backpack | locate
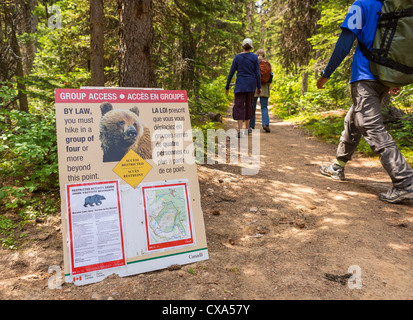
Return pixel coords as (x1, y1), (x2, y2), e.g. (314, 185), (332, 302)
(359, 0), (413, 87)
(259, 60), (272, 84)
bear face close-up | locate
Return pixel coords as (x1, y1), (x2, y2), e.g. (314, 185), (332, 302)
(99, 102), (153, 162)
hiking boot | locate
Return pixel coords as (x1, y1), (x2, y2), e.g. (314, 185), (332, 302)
(263, 125), (271, 133)
(378, 184), (413, 204)
(320, 163), (345, 181)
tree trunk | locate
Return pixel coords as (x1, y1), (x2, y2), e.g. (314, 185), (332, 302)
(259, 1), (267, 49)
(180, 17), (195, 91)
(90, 0), (105, 86)
(246, 1), (254, 35)
(16, 0), (38, 76)
(301, 55), (310, 98)
(12, 43), (28, 112)
(301, 70), (308, 97)
(9, 12), (28, 112)
(314, 50), (320, 79)
(118, 0), (155, 88)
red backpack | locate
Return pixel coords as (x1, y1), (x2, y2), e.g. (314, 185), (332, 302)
(259, 60), (272, 84)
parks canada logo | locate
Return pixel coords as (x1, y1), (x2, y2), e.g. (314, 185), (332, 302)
(189, 252), (203, 259)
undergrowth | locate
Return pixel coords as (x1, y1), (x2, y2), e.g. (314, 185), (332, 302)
(286, 112), (413, 166)
(0, 109), (60, 249)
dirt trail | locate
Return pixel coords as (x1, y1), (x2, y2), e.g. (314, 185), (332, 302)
(0, 105), (412, 300)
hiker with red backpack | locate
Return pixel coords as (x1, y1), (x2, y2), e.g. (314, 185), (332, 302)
(317, 0), (413, 203)
(249, 49), (273, 133)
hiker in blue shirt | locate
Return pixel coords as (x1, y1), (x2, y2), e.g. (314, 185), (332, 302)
(225, 38), (262, 138)
(317, 0), (413, 203)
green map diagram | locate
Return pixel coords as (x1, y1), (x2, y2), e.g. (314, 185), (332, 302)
(144, 185), (192, 248)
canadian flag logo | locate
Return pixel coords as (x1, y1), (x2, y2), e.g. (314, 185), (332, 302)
(73, 276), (82, 282)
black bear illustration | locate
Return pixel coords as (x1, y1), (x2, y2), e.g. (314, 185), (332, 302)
(84, 194), (106, 207)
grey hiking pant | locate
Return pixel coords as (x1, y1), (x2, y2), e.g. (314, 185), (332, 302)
(336, 80), (413, 189)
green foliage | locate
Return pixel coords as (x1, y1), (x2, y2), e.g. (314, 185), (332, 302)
(192, 74), (231, 115)
(274, 0), (320, 71)
(0, 215), (17, 249)
(294, 112), (412, 166)
(310, 0), (353, 60)
(270, 62), (352, 118)
(302, 114), (376, 157)
(391, 85), (413, 111)
(0, 109), (60, 247)
(270, 0), (354, 118)
(270, 67), (301, 118)
(390, 118), (413, 148)
(153, 0), (247, 112)
(0, 81), (18, 107)
(190, 74), (229, 153)
(304, 115), (344, 143)
(26, 0), (91, 112)
(386, 112), (413, 164)
(0, 109), (58, 190)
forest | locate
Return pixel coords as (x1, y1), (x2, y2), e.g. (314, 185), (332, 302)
(0, 0), (412, 248)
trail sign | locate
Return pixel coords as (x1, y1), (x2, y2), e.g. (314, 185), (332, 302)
(55, 88), (208, 286)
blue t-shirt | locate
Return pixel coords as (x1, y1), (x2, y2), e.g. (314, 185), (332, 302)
(341, 0), (383, 83)
(225, 52), (261, 93)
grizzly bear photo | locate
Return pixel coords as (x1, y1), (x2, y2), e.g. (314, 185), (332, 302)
(99, 102), (153, 162)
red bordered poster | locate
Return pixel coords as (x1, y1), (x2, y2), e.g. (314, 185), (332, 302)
(142, 182), (194, 251)
(66, 180), (126, 275)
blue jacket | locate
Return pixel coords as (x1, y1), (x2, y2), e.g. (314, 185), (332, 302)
(323, 0), (384, 83)
(225, 52), (261, 93)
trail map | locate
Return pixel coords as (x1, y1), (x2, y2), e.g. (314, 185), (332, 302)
(142, 183), (194, 251)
